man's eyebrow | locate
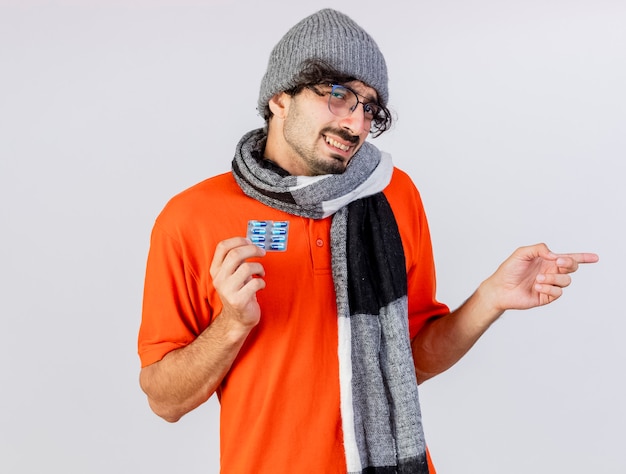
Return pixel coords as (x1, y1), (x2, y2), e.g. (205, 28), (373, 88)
(351, 86), (378, 104)
(360, 93), (378, 103)
(330, 80), (379, 104)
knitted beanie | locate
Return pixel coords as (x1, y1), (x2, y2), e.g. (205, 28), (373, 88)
(257, 8), (388, 115)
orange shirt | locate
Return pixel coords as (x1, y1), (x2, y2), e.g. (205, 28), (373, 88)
(139, 167), (448, 473)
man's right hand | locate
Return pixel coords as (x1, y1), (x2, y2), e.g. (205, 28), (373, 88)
(140, 237), (267, 423)
(210, 237), (267, 330)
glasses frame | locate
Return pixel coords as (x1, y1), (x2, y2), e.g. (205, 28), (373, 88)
(305, 83), (391, 137)
(327, 84), (382, 120)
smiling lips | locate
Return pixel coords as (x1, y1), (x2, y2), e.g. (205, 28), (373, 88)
(324, 135), (352, 152)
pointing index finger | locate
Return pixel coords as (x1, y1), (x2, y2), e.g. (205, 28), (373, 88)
(553, 252), (599, 270)
(567, 252), (600, 264)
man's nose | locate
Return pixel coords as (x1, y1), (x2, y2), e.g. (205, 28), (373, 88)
(339, 104), (369, 135)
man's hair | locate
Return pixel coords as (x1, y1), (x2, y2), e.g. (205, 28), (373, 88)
(262, 59), (393, 138)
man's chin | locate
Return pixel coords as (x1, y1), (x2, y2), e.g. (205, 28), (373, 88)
(314, 155), (349, 175)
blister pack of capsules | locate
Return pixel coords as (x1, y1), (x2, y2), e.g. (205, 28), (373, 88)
(247, 220), (290, 251)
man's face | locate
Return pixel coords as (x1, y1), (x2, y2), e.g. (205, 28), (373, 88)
(279, 81), (377, 176)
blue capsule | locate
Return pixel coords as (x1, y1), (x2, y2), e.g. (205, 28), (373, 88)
(247, 220), (289, 252)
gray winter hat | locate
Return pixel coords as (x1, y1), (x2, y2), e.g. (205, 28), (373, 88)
(257, 9), (388, 115)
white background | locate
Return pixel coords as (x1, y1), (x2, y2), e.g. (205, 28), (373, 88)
(1, 0), (624, 472)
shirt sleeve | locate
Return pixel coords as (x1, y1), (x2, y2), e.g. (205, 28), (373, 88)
(137, 220), (216, 368)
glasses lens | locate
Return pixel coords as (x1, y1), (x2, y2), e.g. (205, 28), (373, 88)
(362, 103), (382, 121)
(328, 85), (356, 117)
(327, 84), (384, 125)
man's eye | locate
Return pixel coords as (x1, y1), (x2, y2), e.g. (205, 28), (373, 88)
(331, 91), (348, 100)
(363, 103), (379, 118)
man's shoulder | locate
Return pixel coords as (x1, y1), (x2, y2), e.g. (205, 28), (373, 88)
(175, 171), (238, 200)
(168, 171), (239, 204)
(385, 166), (420, 197)
(155, 172), (244, 225)
(383, 166), (426, 216)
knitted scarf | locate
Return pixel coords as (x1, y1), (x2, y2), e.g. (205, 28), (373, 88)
(232, 128), (429, 473)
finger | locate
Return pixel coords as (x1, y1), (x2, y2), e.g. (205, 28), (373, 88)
(536, 273), (572, 289)
(533, 282), (564, 301)
(211, 238), (265, 277)
(220, 262), (266, 310)
(231, 275), (266, 306)
(222, 245), (266, 276)
(515, 243), (553, 261)
(555, 256), (580, 273)
(550, 253), (598, 274)
(242, 274), (266, 293)
(236, 262), (266, 284)
(564, 252), (600, 264)
(212, 237), (252, 268)
(551, 252), (599, 265)
(217, 259), (266, 302)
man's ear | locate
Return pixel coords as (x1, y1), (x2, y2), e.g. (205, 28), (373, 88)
(268, 92), (289, 119)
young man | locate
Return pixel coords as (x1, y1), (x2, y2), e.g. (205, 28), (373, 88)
(138, 9), (598, 473)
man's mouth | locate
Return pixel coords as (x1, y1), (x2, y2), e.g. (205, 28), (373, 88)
(325, 136), (351, 152)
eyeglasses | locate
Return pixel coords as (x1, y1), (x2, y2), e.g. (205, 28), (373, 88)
(304, 83), (391, 136)
(326, 84), (385, 123)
